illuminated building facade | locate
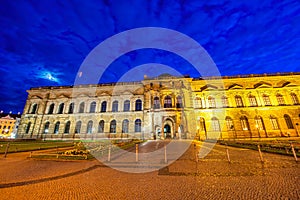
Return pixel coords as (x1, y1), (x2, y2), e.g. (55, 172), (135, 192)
(18, 73), (300, 140)
(0, 112), (21, 138)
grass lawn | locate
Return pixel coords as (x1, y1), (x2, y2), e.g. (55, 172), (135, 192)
(0, 140), (74, 154)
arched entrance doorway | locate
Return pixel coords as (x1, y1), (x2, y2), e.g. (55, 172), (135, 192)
(164, 124), (171, 139)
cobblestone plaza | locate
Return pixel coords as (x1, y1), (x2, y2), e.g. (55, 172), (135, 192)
(0, 141), (299, 199)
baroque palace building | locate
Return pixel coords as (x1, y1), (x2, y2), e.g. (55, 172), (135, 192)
(17, 72), (300, 140)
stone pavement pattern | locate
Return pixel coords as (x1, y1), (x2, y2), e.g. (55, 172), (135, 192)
(0, 141), (299, 199)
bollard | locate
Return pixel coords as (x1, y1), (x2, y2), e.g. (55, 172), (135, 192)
(257, 145), (264, 162)
(226, 147), (231, 163)
(29, 151), (32, 158)
(291, 144), (298, 162)
(108, 145), (111, 162)
(136, 144), (139, 162)
(4, 143), (10, 158)
(164, 144), (167, 164)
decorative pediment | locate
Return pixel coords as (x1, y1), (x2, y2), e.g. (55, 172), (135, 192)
(254, 81), (272, 89)
(200, 84), (218, 91)
(57, 94), (70, 99)
(227, 83), (243, 90)
(30, 95), (43, 99)
(96, 91), (112, 96)
(278, 81), (297, 87)
(122, 90), (133, 95)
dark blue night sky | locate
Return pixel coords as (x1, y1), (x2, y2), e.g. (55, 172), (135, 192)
(0, 0), (300, 113)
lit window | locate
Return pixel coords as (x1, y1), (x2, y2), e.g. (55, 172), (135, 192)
(154, 97), (160, 109)
(255, 116), (264, 130)
(221, 96), (229, 107)
(194, 97), (202, 108)
(276, 94), (285, 105)
(225, 116), (234, 130)
(240, 116), (249, 130)
(235, 96), (244, 107)
(208, 96), (216, 108)
(176, 96), (183, 108)
(211, 117), (220, 131)
(262, 95), (271, 106)
(164, 96), (172, 108)
(249, 95), (258, 106)
(290, 93), (299, 105)
(270, 116), (279, 130)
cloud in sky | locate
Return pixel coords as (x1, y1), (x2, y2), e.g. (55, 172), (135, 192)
(0, 0), (300, 113)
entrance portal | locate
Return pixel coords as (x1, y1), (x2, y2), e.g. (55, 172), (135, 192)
(164, 124), (171, 139)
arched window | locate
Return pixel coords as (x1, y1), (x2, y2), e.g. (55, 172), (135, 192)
(255, 116), (265, 130)
(48, 103), (55, 114)
(25, 122), (31, 134)
(240, 116), (250, 130)
(154, 97), (160, 109)
(208, 96), (216, 108)
(89, 102), (96, 113)
(68, 103), (74, 114)
(221, 96), (229, 107)
(98, 120), (104, 133)
(270, 116), (279, 130)
(58, 103), (64, 114)
(194, 97), (202, 108)
(211, 117), (220, 131)
(101, 101), (107, 112)
(30, 104), (38, 114)
(64, 121), (71, 134)
(249, 95), (258, 106)
(110, 120), (116, 133)
(235, 95), (244, 107)
(164, 96), (172, 108)
(135, 119), (142, 132)
(262, 94), (271, 106)
(87, 120), (93, 134)
(123, 100), (130, 112)
(290, 93), (299, 105)
(176, 96), (183, 108)
(54, 121), (60, 134)
(79, 102), (85, 113)
(276, 94), (285, 105)
(225, 116), (234, 130)
(75, 121), (81, 134)
(122, 119), (129, 133)
(44, 122), (50, 134)
(112, 101), (118, 112)
(135, 99), (142, 111)
(284, 114), (294, 129)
